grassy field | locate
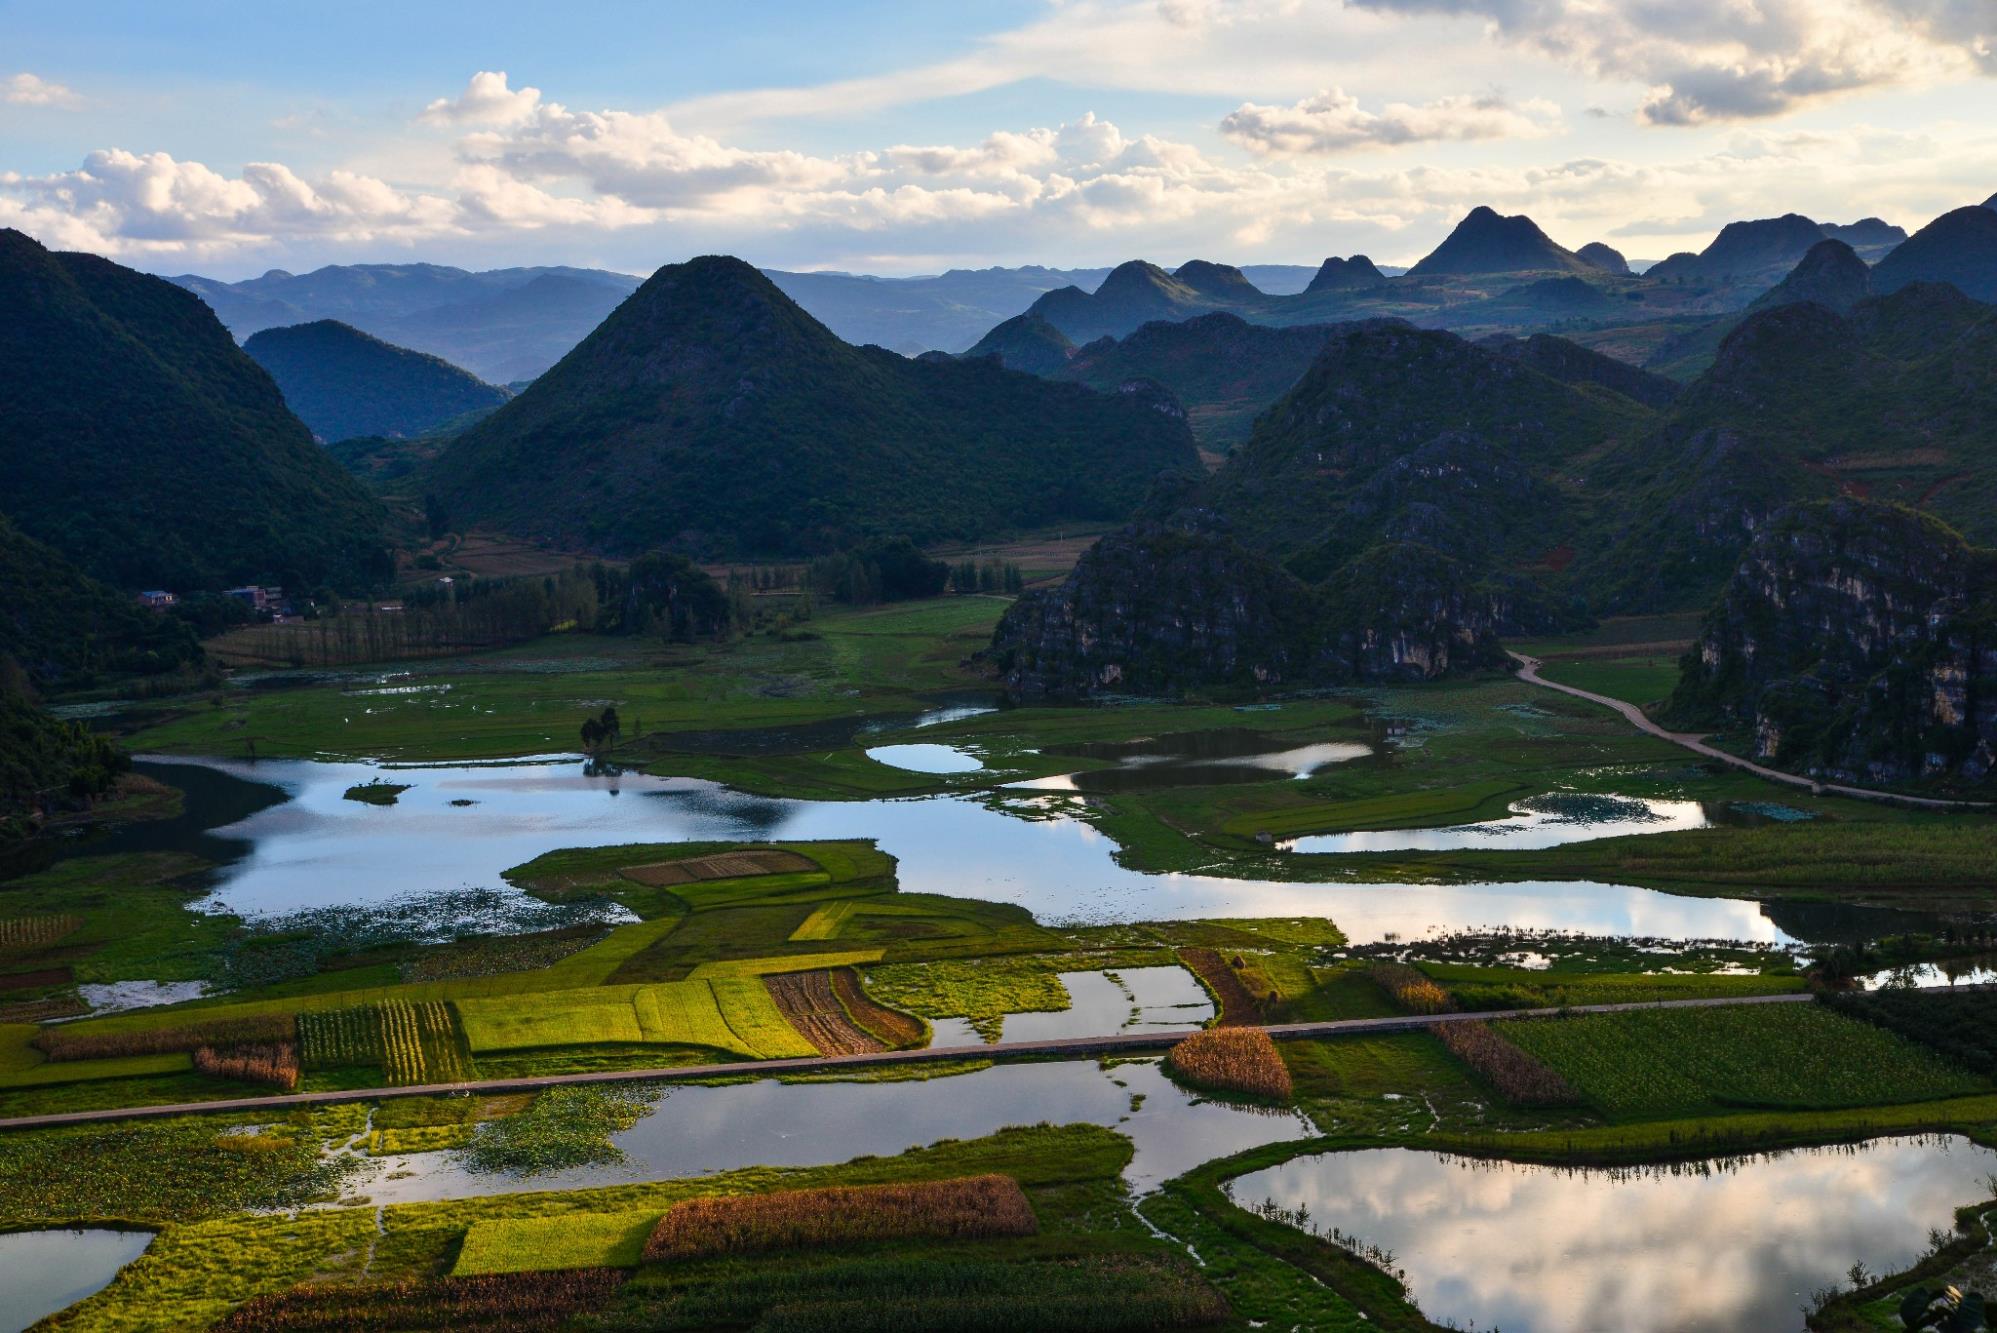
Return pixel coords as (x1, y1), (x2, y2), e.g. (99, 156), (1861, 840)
(1500, 1003), (1986, 1120)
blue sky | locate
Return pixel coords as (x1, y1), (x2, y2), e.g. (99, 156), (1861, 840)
(2, 0), (1993, 278)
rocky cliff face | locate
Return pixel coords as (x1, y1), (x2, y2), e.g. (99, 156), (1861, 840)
(1671, 498), (1997, 788)
(987, 517), (1505, 699)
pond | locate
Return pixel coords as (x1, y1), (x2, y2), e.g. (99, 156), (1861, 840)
(1863, 959), (1997, 990)
(1283, 792), (1709, 853)
(863, 743), (983, 774)
(1228, 1135), (1997, 1333)
(924, 966), (1214, 1045)
(1009, 727), (1374, 792)
(0, 1228), (153, 1332)
(87, 757), (1926, 950)
(357, 1056), (1308, 1205)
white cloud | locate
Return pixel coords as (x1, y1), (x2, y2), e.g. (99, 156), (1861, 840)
(1346, 0), (1987, 124)
(422, 70), (542, 126)
(4, 72), (81, 108)
(1221, 87), (1561, 154)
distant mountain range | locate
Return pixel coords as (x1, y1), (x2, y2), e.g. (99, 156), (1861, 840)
(423, 256), (1200, 557)
(244, 320), (509, 442)
(0, 229), (389, 592)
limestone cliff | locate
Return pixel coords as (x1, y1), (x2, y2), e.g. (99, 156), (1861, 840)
(1671, 498), (1997, 788)
(987, 517), (1505, 699)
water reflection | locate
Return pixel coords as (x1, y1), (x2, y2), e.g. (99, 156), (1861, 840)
(864, 744), (983, 774)
(359, 1057), (1308, 1204)
(1011, 728), (1373, 793)
(1862, 960), (1997, 990)
(1285, 793), (1709, 854)
(1229, 1137), (1997, 1333)
(0, 1228), (152, 1332)
(98, 757), (1833, 947)
(925, 967), (1214, 1046)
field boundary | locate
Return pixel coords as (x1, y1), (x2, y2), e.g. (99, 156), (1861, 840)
(0, 991), (1828, 1131)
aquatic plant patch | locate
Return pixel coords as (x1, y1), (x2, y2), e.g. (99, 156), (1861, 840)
(1166, 1027), (1294, 1102)
(460, 1084), (656, 1176)
(643, 1174), (1036, 1261)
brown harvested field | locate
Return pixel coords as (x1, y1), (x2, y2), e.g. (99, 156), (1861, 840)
(0, 967), (75, 993)
(927, 530), (1110, 585)
(1368, 961), (1455, 1015)
(832, 967), (926, 1047)
(619, 849), (816, 887)
(194, 1041), (301, 1090)
(644, 1174), (1036, 1261)
(0, 996), (87, 1023)
(211, 1269), (626, 1332)
(765, 969), (884, 1055)
(1166, 1027), (1293, 1102)
(37, 1013), (297, 1062)
(1178, 948), (1263, 1026)
(0, 913), (83, 953)
(1434, 1020), (1581, 1107)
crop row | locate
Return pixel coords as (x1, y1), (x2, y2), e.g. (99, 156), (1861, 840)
(1165, 1027), (1294, 1102)
(1178, 947), (1266, 1025)
(297, 1000), (474, 1083)
(1499, 1003), (1985, 1119)
(37, 1013), (295, 1063)
(211, 1268), (627, 1330)
(644, 1174), (1037, 1261)
(1432, 1020), (1580, 1107)
(0, 913), (81, 952)
(1827, 990), (1997, 1077)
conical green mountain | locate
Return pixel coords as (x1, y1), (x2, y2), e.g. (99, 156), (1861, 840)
(960, 312), (1075, 375)
(426, 255), (1199, 556)
(245, 320), (509, 442)
(1872, 205), (1997, 301)
(0, 229), (389, 590)
(1407, 207), (1589, 277)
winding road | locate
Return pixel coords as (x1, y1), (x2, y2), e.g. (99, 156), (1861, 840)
(0, 991), (1818, 1131)
(1509, 651), (1991, 812)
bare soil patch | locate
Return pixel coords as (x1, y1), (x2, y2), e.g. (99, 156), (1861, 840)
(619, 849), (816, 887)
(765, 969), (885, 1056)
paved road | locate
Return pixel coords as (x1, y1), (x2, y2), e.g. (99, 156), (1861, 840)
(0, 991), (1816, 1132)
(1510, 652), (1991, 812)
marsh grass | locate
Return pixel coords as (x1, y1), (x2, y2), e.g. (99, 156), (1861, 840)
(1167, 1028), (1294, 1102)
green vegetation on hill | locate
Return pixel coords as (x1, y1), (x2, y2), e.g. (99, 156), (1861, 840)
(0, 681), (129, 842)
(0, 512), (201, 690)
(427, 255), (1198, 558)
(0, 229), (391, 592)
(244, 319), (509, 442)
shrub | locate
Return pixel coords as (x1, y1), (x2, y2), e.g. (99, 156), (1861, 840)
(1165, 1027), (1293, 1101)
(644, 1175), (1036, 1262)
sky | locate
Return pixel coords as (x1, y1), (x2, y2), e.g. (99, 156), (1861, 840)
(1, 0), (1994, 279)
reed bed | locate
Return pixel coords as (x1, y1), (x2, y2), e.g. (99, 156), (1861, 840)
(210, 1268), (625, 1331)
(1164, 1027), (1293, 1101)
(1432, 1020), (1580, 1106)
(193, 1041), (301, 1090)
(35, 1013), (295, 1062)
(644, 1174), (1036, 1262)
(1367, 961), (1455, 1015)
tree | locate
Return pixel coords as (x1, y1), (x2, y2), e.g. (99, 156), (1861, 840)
(580, 717), (604, 751)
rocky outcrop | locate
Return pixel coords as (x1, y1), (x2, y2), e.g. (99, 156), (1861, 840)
(986, 516), (1505, 699)
(1671, 499), (1997, 788)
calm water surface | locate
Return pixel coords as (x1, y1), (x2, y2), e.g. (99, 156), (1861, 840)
(863, 743), (983, 774)
(1285, 792), (1710, 853)
(924, 966), (1214, 1045)
(91, 757), (1920, 948)
(0, 1229), (152, 1332)
(1230, 1136), (1997, 1333)
(359, 1057), (1307, 1204)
